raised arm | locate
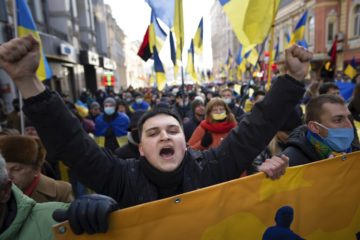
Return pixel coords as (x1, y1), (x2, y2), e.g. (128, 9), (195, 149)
(0, 36), (128, 202)
(204, 45), (312, 180)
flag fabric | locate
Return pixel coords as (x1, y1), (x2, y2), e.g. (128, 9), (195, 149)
(54, 152), (360, 240)
(218, 0), (281, 49)
(336, 81), (355, 102)
(16, 0), (52, 81)
(186, 39), (198, 83)
(153, 47), (166, 91)
(149, 11), (167, 54)
(169, 30), (179, 79)
(225, 48), (234, 70)
(137, 26), (152, 61)
(244, 48), (259, 66)
(297, 39), (308, 49)
(344, 57), (357, 80)
(289, 11), (308, 45)
(193, 17), (204, 54)
(145, 0), (174, 28)
(235, 45), (243, 65)
(174, 0), (184, 61)
(285, 32), (291, 43)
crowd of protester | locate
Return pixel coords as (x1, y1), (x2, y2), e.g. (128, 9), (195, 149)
(0, 35), (360, 239)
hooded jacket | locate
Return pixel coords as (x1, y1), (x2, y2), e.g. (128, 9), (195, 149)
(24, 75), (304, 209)
(0, 185), (68, 240)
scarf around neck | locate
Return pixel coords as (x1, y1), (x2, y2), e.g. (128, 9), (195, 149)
(200, 120), (236, 134)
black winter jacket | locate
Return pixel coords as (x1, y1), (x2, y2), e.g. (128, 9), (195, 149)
(282, 125), (322, 166)
(24, 75), (304, 209)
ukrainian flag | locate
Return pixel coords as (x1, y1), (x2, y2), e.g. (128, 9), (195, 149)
(219, 0), (281, 49)
(174, 0), (184, 61)
(16, 0), (52, 81)
(344, 57), (357, 80)
(186, 39), (199, 83)
(149, 11), (167, 54)
(153, 47), (166, 91)
(169, 31), (179, 79)
(289, 10), (308, 46)
(145, 0), (174, 28)
(193, 17), (203, 54)
(244, 48), (259, 66)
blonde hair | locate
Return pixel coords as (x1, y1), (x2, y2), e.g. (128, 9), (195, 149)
(205, 97), (236, 123)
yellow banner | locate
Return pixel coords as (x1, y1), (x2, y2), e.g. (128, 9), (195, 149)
(53, 152), (360, 239)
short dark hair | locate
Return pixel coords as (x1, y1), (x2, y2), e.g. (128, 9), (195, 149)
(318, 82), (339, 95)
(252, 90), (266, 100)
(305, 95), (346, 123)
(137, 108), (183, 140)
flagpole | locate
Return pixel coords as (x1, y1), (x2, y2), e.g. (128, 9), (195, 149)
(12, 0), (25, 135)
(265, 0), (277, 91)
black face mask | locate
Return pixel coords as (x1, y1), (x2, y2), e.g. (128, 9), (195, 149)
(131, 129), (140, 144)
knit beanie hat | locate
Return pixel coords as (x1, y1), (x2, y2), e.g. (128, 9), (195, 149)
(103, 97), (116, 106)
(0, 136), (46, 169)
(90, 101), (100, 109)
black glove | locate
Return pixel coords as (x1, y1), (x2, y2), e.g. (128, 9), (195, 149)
(53, 194), (118, 235)
(201, 131), (213, 148)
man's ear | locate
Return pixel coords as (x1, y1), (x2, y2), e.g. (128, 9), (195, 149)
(307, 121), (321, 134)
(0, 180), (12, 203)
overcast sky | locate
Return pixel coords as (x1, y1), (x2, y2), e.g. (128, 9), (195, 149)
(103, 0), (214, 68)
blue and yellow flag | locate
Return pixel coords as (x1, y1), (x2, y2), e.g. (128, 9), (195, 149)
(153, 47), (166, 91)
(174, 0), (184, 61)
(344, 57), (357, 80)
(149, 11), (167, 54)
(169, 30), (179, 80)
(219, 0), (281, 49)
(145, 0), (174, 28)
(289, 10), (308, 46)
(193, 17), (204, 55)
(186, 39), (199, 83)
(244, 48), (259, 66)
(54, 152), (360, 239)
(16, 0), (52, 81)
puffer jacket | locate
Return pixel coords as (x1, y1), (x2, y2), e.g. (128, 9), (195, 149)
(0, 185), (68, 240)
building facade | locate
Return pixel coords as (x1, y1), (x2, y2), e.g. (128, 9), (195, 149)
(0, 0), (125, 111)
(211, 0), (360, 81)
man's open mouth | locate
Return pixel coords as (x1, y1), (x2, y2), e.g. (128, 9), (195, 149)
(160, 147), (175, 158)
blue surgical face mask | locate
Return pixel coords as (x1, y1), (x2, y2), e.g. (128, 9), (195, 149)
(104, 106), (115, 115)
(315, 122), (354, 152)
(136, 98), (143, 104)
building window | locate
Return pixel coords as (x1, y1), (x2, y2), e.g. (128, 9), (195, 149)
(328, 22), (334, 42)
(354, 5), (360, 36)
(308, 16), (315, 46)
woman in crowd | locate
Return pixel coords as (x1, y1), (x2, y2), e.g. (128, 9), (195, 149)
(188, 98), (237, 150)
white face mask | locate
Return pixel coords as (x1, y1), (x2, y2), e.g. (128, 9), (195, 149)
(223, 98), (232, 104)
(104, 106), (115, 115)
(136, 98), (143, 104)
